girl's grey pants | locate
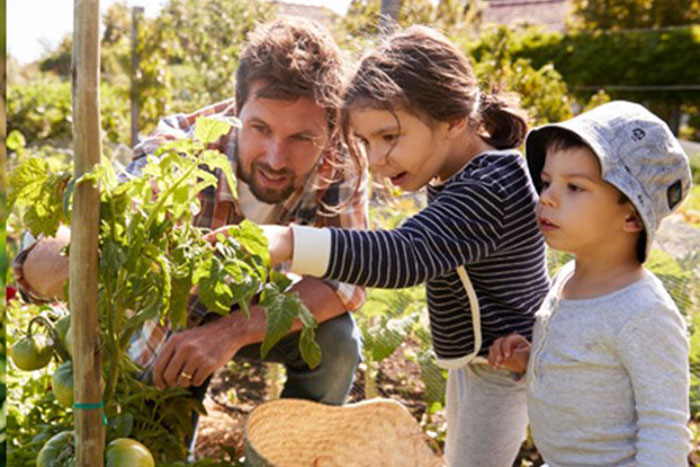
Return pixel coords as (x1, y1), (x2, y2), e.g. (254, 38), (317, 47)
(445, 362), (528, 467)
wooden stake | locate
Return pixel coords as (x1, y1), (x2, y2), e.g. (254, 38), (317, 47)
(130, 6), (144, 147)
(71, 0), (104, 465)
(380, 0), (400, 32)
(1, 0), (6, 212)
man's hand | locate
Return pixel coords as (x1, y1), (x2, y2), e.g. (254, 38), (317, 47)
(22, 226), (71, 301)
(152, 276), (347, 390)
(203, 224), (294, 266)
(487, 333), (531, 374)
(152, 313), (245, 390)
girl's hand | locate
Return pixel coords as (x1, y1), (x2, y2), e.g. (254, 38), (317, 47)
(203, 224), (294, 266)
(260, 225), (294, 265)
(203, 226), (233, 244)
(487, 333), (531, 374)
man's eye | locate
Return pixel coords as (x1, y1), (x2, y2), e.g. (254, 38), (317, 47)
(567, 183), (583, 192)
(252, 124), (269, 134)
(540, 180), (550, 189)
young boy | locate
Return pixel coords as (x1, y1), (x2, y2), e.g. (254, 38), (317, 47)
(488, 100), (692, 466)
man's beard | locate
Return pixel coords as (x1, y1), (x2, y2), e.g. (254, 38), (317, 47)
(237, 161), (297, 204)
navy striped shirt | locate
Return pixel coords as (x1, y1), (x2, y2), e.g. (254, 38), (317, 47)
(324, 150), (550, 366)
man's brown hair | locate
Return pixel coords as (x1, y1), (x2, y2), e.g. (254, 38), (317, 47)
(235, 17), (346, 140)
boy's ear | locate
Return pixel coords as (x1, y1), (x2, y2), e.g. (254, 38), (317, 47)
(622, 209), (644, 233)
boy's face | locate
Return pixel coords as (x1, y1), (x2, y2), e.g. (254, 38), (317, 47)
(537, 145), (638, 258)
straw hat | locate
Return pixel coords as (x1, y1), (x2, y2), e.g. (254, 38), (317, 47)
(244, 398), (444, 467)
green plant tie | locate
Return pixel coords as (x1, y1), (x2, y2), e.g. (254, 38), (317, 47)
(73, 401), (108, 426)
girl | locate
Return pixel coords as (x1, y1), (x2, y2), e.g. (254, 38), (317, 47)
(212, 26), (550, 466)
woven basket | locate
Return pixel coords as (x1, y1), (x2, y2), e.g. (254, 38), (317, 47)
(243, 398), (444, 467)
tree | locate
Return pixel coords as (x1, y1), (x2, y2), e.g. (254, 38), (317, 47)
(571, 0), (700, 31)
(34, 0), (275, 136)
(144, 0), (274, 113)
(341, 0), (480, 39)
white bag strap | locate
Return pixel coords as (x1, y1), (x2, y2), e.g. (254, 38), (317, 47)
(456, 266), (487, 365)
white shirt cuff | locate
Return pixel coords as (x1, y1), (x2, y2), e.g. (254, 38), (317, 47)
(289, 225), (332, 277)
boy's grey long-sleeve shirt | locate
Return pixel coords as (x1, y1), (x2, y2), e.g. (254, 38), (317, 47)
(528, 261), (691, 467)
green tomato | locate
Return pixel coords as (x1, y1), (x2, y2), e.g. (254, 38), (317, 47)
(52, 361), (105, 408)
(11, 334), (53, 371)
(63, 325), (73, 358)
(55, 316), (70, 343)
(105, 438), (155, 467)
(52, 361), (74, 408)
(36, 430), (76, 467)
(55, 316), (72, 356)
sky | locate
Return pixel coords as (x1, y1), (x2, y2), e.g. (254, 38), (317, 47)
(8, 0), (353, 65)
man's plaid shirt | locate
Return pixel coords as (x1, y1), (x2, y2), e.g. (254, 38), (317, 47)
(16, 98), (369, 372)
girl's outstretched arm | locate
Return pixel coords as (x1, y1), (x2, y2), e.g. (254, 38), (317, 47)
(207, 199), (499, 289)
(287, 178), (509, 289)
(207, 154), (541, 292)
(270, 181), (506, 288)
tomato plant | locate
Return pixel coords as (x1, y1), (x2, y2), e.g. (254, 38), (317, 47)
(8, 117), (321, 463)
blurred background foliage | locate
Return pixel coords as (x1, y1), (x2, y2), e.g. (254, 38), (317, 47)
(8, 0), (700, 148)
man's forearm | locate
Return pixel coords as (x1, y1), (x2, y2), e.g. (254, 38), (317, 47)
(222, 276), (348, 347)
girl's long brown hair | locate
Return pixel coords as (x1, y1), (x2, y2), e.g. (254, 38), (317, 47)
(342, 26), (528, 175)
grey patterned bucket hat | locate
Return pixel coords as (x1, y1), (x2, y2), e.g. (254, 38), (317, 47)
(525, 100), (692, 262)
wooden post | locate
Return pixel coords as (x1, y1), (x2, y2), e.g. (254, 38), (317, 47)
(71, 0), (104, 465)
(130, 6), (144, 147)
(380, 0), (400, 32)
(1, 0), (6, 269)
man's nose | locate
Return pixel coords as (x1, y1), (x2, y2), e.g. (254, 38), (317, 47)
(264, 138), (288, 171)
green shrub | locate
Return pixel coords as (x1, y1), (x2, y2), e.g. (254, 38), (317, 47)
(8, 76), (130, 146)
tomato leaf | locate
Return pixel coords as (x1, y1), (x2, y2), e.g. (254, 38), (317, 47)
(269, 270), (293, 291)
(194, 255), (235, 315)
(7, 129), (26, 151)
(259, 285), (298, 358)
(108, 412), (135, 439)
(194, 117), (232, 145)
(364, 314), (417, 362)
(225, 220), (270, 273)
(297, 300), (321, 369)
(199, 149), (237, 200)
